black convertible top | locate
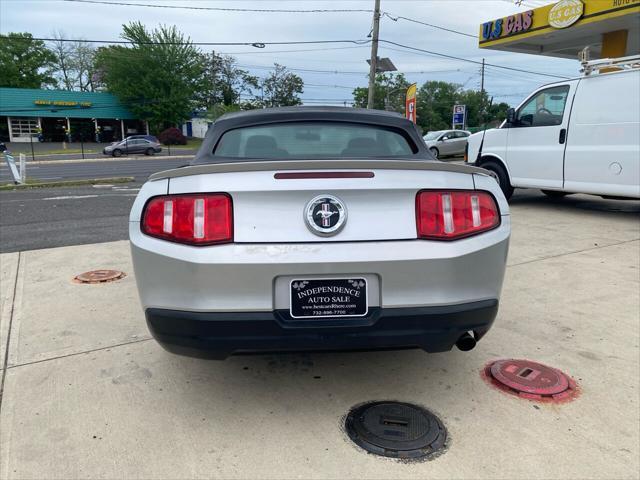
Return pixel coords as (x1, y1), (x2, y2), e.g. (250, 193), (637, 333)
(192, 106), (431, 164)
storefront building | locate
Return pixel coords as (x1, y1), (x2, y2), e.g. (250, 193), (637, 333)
(479, 0), (639, 60)
(0, 87), (148, 143)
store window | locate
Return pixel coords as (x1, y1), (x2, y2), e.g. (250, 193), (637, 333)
(10, 118), (39, 138)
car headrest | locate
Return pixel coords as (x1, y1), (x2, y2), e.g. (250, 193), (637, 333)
(341, 137), (380, 156)
(245, 135), (288, 158)
(347, 137), (376, 149)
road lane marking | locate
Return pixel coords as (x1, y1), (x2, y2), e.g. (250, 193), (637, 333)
(41, 193), (140, 200)
(43, 195), (100, 200)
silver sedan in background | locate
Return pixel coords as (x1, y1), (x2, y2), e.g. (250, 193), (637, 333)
(130, 107), (510, 360)
(423, 129), (471, 159)
(103, 138), (162, 157)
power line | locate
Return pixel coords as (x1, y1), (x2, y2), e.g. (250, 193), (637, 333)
(61, 0), (373, 13)
(483, 66), (558, 83)
(382, 12), (476, 38)
(5, 36), (371, 48)
(304, 83), (358, 90)
(217, 45), (369, 56)
(63, 0), (478, 40)
(3, 33), (569, 81)
(237, 64), (368, 76)
(378, 39), (571, 80)
(238, 63), (472, 77)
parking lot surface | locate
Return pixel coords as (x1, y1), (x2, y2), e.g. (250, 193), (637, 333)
(1, 192), (639, 479)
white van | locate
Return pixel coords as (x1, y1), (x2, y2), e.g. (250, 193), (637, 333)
(466, 59), (640, 200)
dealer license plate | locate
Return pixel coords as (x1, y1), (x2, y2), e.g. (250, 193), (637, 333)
(289, 278), (368, 319)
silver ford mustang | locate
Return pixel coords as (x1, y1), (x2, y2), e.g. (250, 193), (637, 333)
(130, 107), (510, 359)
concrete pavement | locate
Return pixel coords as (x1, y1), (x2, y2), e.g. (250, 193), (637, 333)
(0, 193), (639, 479)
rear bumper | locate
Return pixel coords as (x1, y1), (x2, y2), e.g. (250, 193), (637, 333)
(145, 299), (498, 359)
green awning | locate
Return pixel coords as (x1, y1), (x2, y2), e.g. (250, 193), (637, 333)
(0, 87), (137, 119)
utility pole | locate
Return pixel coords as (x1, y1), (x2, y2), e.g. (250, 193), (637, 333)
(480, 58), (485, 94)
(367, 0), (381, 109)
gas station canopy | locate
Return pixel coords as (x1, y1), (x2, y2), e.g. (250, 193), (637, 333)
(478, 0), (640, 60)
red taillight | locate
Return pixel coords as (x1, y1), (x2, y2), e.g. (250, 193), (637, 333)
(416, 190), (499, 240)
(142, 194), (233, 245)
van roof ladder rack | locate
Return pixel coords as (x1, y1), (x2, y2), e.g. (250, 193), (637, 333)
(580, 54), (640, 76)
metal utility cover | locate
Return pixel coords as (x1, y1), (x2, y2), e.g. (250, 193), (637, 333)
(345, 401), (447, 459)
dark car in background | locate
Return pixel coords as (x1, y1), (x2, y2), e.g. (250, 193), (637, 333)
(103, 138), (162, 157)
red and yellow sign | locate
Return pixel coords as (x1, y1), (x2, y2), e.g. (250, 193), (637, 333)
(405, 84), (417, 124)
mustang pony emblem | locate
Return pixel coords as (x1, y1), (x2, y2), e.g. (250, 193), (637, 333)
(316, 204), (337, 226)
(305, 195), (347, 236)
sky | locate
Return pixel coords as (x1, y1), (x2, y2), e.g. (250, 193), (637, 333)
(0, 0), (581, 107)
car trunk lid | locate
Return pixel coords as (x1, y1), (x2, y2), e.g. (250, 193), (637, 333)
(163, 160), (482, 243)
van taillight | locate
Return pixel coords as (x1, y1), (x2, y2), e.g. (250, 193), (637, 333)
(142, 194), (233, 245)
(416, 190), (499, 240)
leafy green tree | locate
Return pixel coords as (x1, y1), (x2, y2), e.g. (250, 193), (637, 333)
(458, 91), (510, 128)
(0, 33), (57, 88)
(197, 52), (258, 111)
(416, 81), (511, 131)
(261, 64), (304, 107)
(415, 81), (460, 131)
(94, 22), (204, 132)
(352, 73), (411, 112)
(352, 77), (511, 131)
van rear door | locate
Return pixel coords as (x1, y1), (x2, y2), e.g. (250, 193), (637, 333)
(563, 70), (640, 198)
(505, 83), (575, 189)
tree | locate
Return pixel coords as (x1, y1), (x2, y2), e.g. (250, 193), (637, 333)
(94, 22), (204, 132)
(196, 52), (258, 111)
(415, 81), (461, 131)
(352, 73), (410, 112)
(74, 41), (100, 92)
(0, 33), (57, 88)
(261, 64), (303, 107)
(457, 90), (510, 128)
(415, 81), (511, 131)
(49, 32), (100, 92)
(50, 31), (76, 90)
(352, 76), (511, 131)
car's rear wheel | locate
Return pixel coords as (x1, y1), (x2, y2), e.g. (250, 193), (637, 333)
(145, 148), (155, 156)
(429, 147), (439, 159)
(480, 160), (513, 200)
(112, 149), (122, 157)
(541, 189), (569, 198)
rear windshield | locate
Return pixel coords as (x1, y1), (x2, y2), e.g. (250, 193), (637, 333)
(213, 122), (416, 159)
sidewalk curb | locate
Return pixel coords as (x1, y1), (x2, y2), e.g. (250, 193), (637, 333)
(0, 252), (20, 372)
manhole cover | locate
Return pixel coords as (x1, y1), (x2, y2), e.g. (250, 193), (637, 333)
(484, 359), (578, 402)
(345, 401), (447, 460)
(74, 270), (126, 284)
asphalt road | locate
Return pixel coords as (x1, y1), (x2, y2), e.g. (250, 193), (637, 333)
(0, 157), (190, 183)
(2, 184), (639, 254)
(0, 184), (141, 252)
